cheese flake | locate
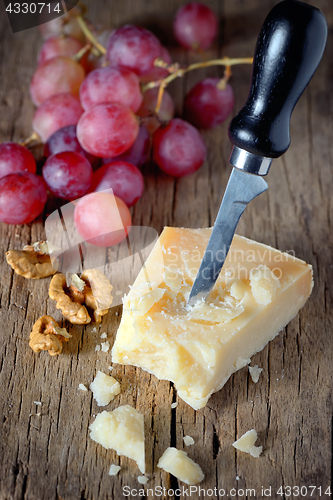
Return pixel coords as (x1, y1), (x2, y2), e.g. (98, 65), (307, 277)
(249, 365), (263, 383)
(232, 429), (263, 458)
(90, 406), (145, 473)
(157, 447), (204, 485)
(90, 371), (120, 406)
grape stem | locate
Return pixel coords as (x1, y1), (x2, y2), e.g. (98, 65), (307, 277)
(143, 56), (253, 114)
(20, 132), (41, 147)
(72, 43), (92, 63)
(76, 16), (107, 56)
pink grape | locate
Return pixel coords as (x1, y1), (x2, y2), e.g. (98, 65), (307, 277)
(0, 172), (47, 224)
(37, 36), (83, 66)
(102, 126), (150, 168)
(74, 192), (132, 247)
(32, 93), (83, 142)
(30, 56), (85, 107)
(173, 3), (218, 50)
(42, 151), (92, 200)
(77, 102), (139, 158)
(137, 87), (175, 122)
(44, 125), (96, 165)
(0, 143), (36, 180)
(106, 25), (163, 76)
(153, 118), (206, 177)
(80, 66), (143, 113)
(90, 161), (144, 207)
(185, 79), (235, 129)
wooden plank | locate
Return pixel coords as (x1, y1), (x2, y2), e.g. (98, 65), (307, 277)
(0, 0), (332, 499)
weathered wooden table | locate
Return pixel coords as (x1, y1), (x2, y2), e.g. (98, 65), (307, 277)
(0, 0), (332, 499)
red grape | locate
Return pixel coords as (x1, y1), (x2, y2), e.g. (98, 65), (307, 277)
(79, 66), (143, 113)
(77, 102), (139, 158)
(106, 25), (163, 76)
(74, 192), (131, 247)
(102, 125), (150, 168)
(0, 143), (36, 180)
(44, 125), (96, 165)
(37, 36), (83, 66)
(42, 151), (92, 200)
(32, 93), (84, 142)
(30, 56), (85, 107)
(153, 118), (206, 177)
(173, 3), (218, 50)
(0, 172), (47, 224)
(185, 79), (235, 129)
(90, 161), (144, 207)
(137, 87), (175, 122)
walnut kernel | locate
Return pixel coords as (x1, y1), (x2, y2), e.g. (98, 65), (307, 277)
(48, 270), (113, 324)
(49, 274), (91, 325)
(29, 315), (71, 356)
(6, 241), (58, 279)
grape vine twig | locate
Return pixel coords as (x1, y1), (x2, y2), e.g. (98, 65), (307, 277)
(142, 56), (253, 114)
(76, 16), (107, 56)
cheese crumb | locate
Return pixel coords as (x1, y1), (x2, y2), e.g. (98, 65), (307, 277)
(108, 464), (121, 476)
(235, 357), (251, 370)
(95, 345), (101, 352)
(137, 476), (149, 484)
(183, 435), (195, 446)
(232, 429), (263, 458)
(249, 265), (281, 305)
(249, 365), (263, 383)
(101, 341), (110, 352)
(100, 332), (107, 339)
(34, 401), (42, 406)
(90, 371), (121, 406)
(171, 402), (178, 409)
(157, 447), (204, 485)
(79, 384), (88, 391)
(90, 406), (145, 473)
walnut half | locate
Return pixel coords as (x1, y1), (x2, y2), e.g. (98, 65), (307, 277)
(29, 315), (71, 356)
(6, 241), (58, 279)
(49, 274), (91, 325)
(49, 270), (113, 325)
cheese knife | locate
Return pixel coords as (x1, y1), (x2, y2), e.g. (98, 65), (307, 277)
(188, 0), (327, 305)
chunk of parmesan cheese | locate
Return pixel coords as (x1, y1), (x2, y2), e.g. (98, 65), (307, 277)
(90, 406), (145, 473)
(90, 371), (120, 406)
(157, 447), (204, 485)
(112, 227), (313, 410)
(232, 429), (263, 458)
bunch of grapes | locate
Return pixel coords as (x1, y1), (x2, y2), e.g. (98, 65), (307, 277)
(0, 2), (246, 246)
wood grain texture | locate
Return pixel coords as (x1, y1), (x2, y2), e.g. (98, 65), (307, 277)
(0, 1), (332, 499)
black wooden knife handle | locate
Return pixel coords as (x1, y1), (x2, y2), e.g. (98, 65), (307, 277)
(228, 0), (327, 159)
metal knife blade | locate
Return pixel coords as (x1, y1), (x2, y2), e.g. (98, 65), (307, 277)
(188, 168), (268, 305)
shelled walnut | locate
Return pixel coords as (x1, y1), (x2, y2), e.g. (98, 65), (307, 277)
(49, 270), (113, 325)
(6, 241), (58, 279)
(29, 315), (71, 356)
